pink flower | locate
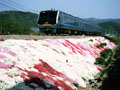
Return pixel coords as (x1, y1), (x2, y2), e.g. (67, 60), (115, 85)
(0, 54), (7, 59)
(0, 38), (4, 41)
(0, 62), (11, 69)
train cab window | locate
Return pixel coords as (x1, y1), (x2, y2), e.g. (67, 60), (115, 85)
(38, 11), (57, 25)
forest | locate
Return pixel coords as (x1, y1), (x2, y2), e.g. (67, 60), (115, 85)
(0, 11), (38, 34)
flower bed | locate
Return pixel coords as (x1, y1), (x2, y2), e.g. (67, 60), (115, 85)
(0, 37), (115, 90)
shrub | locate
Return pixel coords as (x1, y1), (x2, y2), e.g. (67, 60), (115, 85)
(104, 56), (112, 67)
(100, 49), (112, 59)
(100, 68), (109, 78)
(97, 43), (107, 48)
(89, 39), (93, 42)
(95, 57), (105, 65)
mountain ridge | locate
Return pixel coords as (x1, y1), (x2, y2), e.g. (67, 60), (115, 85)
(0, 10), (38, 27)
(84, 17), (120, 24)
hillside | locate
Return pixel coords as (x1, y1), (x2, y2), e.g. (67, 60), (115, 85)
(98, 21), (120, 35)
(84, 18), (120, 24)
(0, 18), (35, 34)
(0, 11), (38, 27)
(0, 37), (115, 90)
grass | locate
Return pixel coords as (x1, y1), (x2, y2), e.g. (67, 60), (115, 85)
(111, 37), (120, 43)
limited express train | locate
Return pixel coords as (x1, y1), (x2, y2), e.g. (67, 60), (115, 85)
(37, 10), (101, 35)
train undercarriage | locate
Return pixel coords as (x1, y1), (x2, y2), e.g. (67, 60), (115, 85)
(39, 28), (101, 36)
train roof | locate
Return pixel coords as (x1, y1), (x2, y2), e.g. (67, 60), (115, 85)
(40, 10), (83, 20)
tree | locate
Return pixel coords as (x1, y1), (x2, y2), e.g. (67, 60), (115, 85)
(0, 18), (35, 35)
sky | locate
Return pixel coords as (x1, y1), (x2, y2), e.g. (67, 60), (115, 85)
(0, 0), (120, 19)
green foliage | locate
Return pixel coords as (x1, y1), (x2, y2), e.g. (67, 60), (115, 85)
(98, 37), (120, 90)
(0, 18), (35, 34)
(103, 36), (119, 44)
(89, 39), (93, 42)
(101, 45), (120, 90)
(111, 37), (120, 44)
(104, 58), (112, 67)
(0, 11), (38, 27)
(100, 68), (109, 78)
(85, 18), (120, 24)
(97, 43), (107, 48)
(100, 49), (112, 59)
(98, 21), (120, 35)
(95, 49), (112, 68)
(95, 57), (105, 65)
(73, 83), (79, 87)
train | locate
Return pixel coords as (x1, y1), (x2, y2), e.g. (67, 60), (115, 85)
(37, 10), (101, 35)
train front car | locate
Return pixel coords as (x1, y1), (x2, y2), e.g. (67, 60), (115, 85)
(37, 10), (59, 34)
(37, 10), (102, 35)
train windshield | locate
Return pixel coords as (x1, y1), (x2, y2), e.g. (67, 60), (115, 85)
(38, 11), (57, 25)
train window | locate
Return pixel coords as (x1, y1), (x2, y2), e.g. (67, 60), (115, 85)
(64, 16), (67, 24)
(74, 22), (78, 26)
(58, 15), (61, 23)
(38, 11), (57, 24)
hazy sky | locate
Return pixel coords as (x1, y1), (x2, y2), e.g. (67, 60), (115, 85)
(0, 0), (120, 19)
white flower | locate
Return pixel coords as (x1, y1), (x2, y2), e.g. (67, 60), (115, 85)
(0, 37), (115, 90)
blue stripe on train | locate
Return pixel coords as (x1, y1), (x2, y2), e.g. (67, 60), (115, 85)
(38, 24), (58, 28)
(38, 23), (100, 32)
